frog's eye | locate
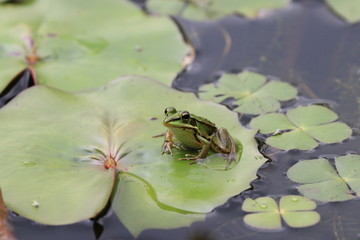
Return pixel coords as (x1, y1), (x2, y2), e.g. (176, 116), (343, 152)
(164, 107), (176, 116)
(181, 111), (190, 120)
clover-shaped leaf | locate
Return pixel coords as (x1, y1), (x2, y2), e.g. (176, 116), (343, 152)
(327, 0), (360, 23)
(287, 154), (360, 202)
(242, 195), (320, 230)
(199, 71), (297, 115)
(147, 0), (289, 20)
(0, 0), (188, 92)
(0, 76), (266, 236)
(249, 105), (352, 150)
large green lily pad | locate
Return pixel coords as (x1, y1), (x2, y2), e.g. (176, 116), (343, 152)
(249, 105), (352, 150)
(147, 0), (289, 19)
(327, 0), (360, 23)
(242, 195), (320, 230)
(287, 154), (360, 202)
(199, 71), (297, 115)
(0, 0), (188, 92)
(0, 76), (265, 236)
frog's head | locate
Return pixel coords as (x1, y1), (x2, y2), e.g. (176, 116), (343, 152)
(162, 106), (191, 128)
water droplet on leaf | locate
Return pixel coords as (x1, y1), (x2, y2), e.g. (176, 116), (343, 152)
(260, 204), (267, 209)
(21, 161), (37, 167)
(291, 197), (299, 202)
(32, 200), (39, 208)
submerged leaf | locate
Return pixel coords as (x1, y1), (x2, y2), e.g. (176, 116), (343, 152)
(249, 105), (352, 150)
(287, 155), (360, 202)
(0, 0), (188, 92)
(242, 195), (320, 230)
(199, 71), (297, 114)
(0, 76), (265, 235)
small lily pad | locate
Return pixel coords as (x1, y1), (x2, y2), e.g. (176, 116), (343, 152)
(249, 105), (352, 150)
(287, 154), (360, 202)
(242, 195), (320, 230)
(147, 0), (289, 20)
(327, 0), (360, 23)
(199, 71), (297, 115)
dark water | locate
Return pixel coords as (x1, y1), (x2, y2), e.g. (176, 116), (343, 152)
(3, 0), (360, 239)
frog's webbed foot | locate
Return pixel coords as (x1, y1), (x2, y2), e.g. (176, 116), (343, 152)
(224, 147), (238, 169)
(178, 155), (205, 165)
(161, 141), (181, 155)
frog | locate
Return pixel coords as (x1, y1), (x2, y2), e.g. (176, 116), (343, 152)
(159, 106), (238, 169)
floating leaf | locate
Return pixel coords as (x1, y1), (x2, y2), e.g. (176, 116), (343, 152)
(242, 195), (320, 230)
(287, 155), (360, 202)
(327, 0), (360, 23)
(249, 105), (352, 150)
(199, 71), (297, 114)
(0, 0), (188, 92)
(0, 76), (265, 236)
(147, 0), (289, 20)
(242, 197), (281, 230)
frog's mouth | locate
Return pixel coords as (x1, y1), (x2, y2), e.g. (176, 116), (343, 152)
(163, 121), (197, 131)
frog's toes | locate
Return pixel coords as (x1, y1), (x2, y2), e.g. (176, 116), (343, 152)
(178, 156), (197, 161)
(188, 158), (206, 165)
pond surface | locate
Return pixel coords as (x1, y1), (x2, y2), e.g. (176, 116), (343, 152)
(4, 0), (360, 239)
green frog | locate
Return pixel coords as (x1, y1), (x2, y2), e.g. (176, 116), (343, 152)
(160, 106), (238, 169)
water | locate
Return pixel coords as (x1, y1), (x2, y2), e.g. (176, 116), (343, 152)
(3, 0), (360, 239)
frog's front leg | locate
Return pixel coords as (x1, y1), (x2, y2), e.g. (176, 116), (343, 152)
(178, 135), (211, 162)
(211, 128), (238, 169)
(161, 130), (181, 155)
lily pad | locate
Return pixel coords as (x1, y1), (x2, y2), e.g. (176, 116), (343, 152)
(147, 0), (289, 20)
(249, 105), (352, 150)
(0, 76), (265, 236)
(327, 0), (360, 23)
(287, 154), (360, 202)
(0, 0), (188, 92)
(242, 195), (320, 230)
(198, 71), (297, 115)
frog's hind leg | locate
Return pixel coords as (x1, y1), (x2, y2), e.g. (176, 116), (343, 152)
(178, 135), (211, 162)
(212, 128), (238, 169)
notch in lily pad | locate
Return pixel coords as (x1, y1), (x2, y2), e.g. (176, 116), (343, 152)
(242, 195), (320, 230)
(198, 71), (297, 115)
(249, 105), (352, 150)
(287, 154), (360, 202)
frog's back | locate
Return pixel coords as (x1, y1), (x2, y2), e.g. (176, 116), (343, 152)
(192, 114), (217, 138)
